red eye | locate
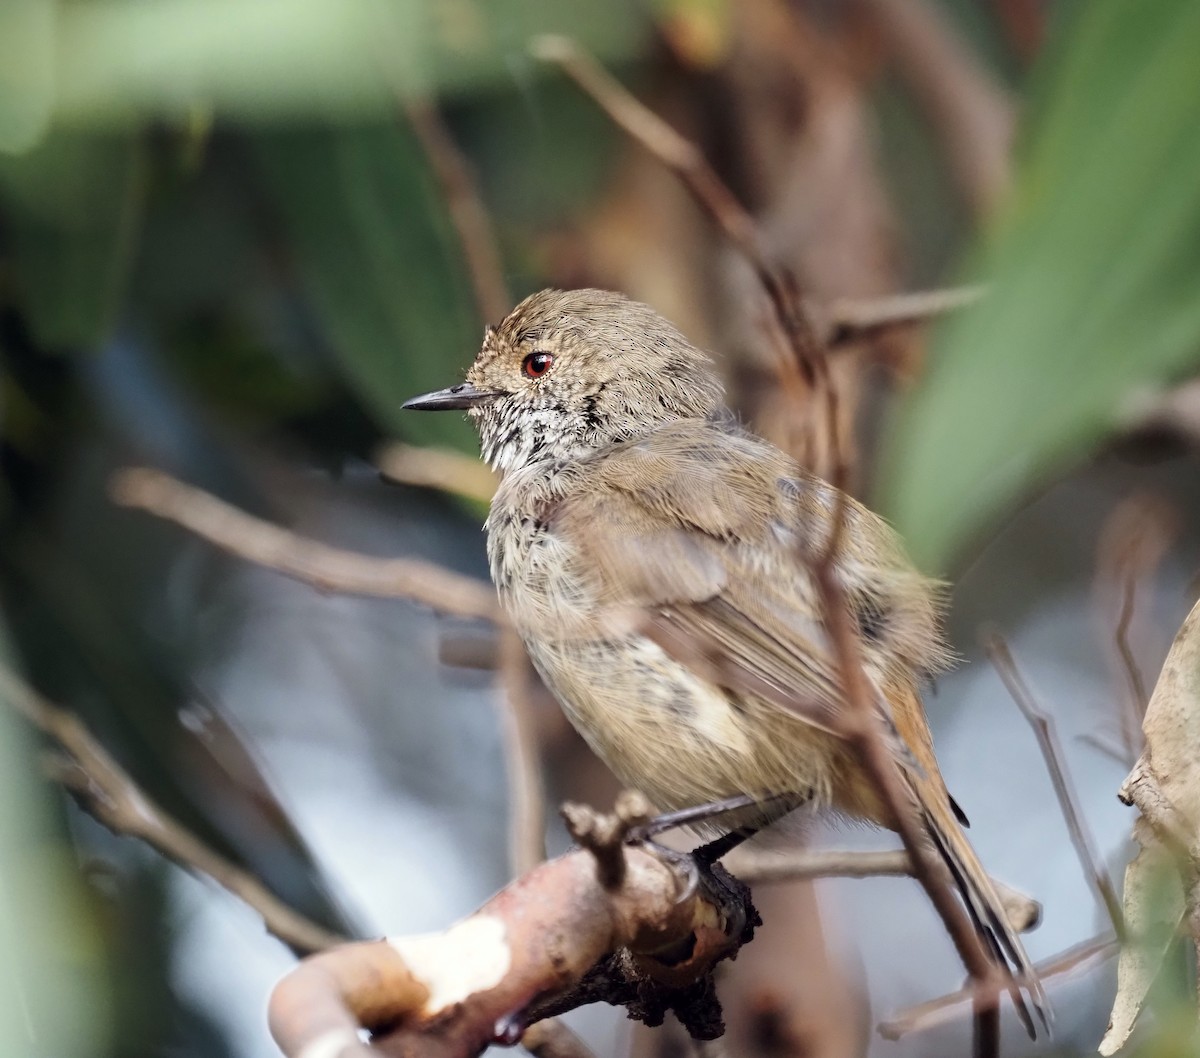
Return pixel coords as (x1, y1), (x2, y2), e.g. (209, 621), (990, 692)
(522, 351), (554, 379)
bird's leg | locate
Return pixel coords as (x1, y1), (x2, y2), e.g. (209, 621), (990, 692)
(639, 793), (763, 837)
(693, 792), (810, 865)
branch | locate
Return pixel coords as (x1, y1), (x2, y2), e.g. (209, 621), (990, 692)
(985, 634), (1126, 940)
(109, 467), (499, 622)
(0, 663), (342, 956)
(268, 797), (760, 1058)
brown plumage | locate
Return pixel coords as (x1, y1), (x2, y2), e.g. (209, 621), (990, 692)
(404, 287), (1047, 1031)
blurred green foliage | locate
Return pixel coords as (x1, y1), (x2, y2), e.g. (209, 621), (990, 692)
(884, 0), (1200, 570)
(0, 638), (113, 1058)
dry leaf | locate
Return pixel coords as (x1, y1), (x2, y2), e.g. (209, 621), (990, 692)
(1098, 819), (1184, 1056)
(1101, 596), (1200, 1054)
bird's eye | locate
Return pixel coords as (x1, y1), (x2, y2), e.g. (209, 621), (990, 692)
(522, 351), (555, 379)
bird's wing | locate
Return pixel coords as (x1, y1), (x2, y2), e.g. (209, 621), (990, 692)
(546, 422), (916, 738)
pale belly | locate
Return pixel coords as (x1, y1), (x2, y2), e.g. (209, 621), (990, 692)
(525, 632), (852, 821)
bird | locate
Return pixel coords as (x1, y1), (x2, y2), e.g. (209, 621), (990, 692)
(403, 287), (1046, 1031)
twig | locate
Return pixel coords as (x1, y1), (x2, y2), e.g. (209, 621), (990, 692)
(402, 98), (511, 325)
(1094, 494), (1177, 764)
(725, 847), (1040, 930)
(0, 663), (342, 956)
(822, 285), (986, 349)
(985, 634), (1126, 940)
(109, 467), (500, 622)
(499, 626), (548, 876)
(1113, 573), (1148, 758)
(530, 34), (825, 385)
(376, 441), (498, 504)
(813, 561), (1005, 1058)
(726, 847), (913, 881)
(879, 933), (1118, 1040)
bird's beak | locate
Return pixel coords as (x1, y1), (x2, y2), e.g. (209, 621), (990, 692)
(402, 382), (500, 411)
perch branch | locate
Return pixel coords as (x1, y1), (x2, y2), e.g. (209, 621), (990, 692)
(0, 663), (341, 956)
(269, 798), (757, 1058)
(109, 467), (499, 622)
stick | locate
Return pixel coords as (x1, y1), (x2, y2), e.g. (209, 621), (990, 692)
(109, 467), (499, 622)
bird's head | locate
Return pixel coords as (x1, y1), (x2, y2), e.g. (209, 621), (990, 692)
(403, 288), (724, 472)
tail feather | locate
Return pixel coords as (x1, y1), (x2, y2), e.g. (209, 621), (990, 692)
(914, 778), (1051, 1038)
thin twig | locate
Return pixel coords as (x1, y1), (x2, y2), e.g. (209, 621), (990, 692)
(814, 562), (1005, 1058)
(725, 847), (1040, 929)
(499, 625), (548, 876)
(879, 933), (1118, 1040)
(376, 441), (498, 505)
(1094, 495), (1176, 763)
(822, 285), (986, 348)
(109, 467), (500, 622)
(0, 663), (342, 956)
(726, 847), (913, 881)
(985, 634), (1126, 940)
(530, 34), (825, 385)
(403, 98), (511, 325)
(1113, 573), (1148, 758)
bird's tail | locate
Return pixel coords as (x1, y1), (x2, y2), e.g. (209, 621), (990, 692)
(911, 770), (1051, 1038)
(879, 680), (1050, 1037)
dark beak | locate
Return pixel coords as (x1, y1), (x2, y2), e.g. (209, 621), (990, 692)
(402, 382), (499, 411)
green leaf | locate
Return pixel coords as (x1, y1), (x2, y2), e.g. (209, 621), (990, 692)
(882, 0), (1200, 571)
(52, 0), (648, 126)
(0, 629), (113, 1058)
(0, 0), (55, 155)
(0, 131), (145, 348)
(254, 122), (483, 450)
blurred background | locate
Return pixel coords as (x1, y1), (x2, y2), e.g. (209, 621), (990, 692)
(3, 1), (1200, 1056)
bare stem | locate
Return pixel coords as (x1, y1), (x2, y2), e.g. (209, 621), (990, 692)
(109, 467), (499, 622)
(822, 285), (986, 348)
(498, 626), (548, 876)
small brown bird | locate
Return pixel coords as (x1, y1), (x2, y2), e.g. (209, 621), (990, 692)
(404, 288), (1045, 1028)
